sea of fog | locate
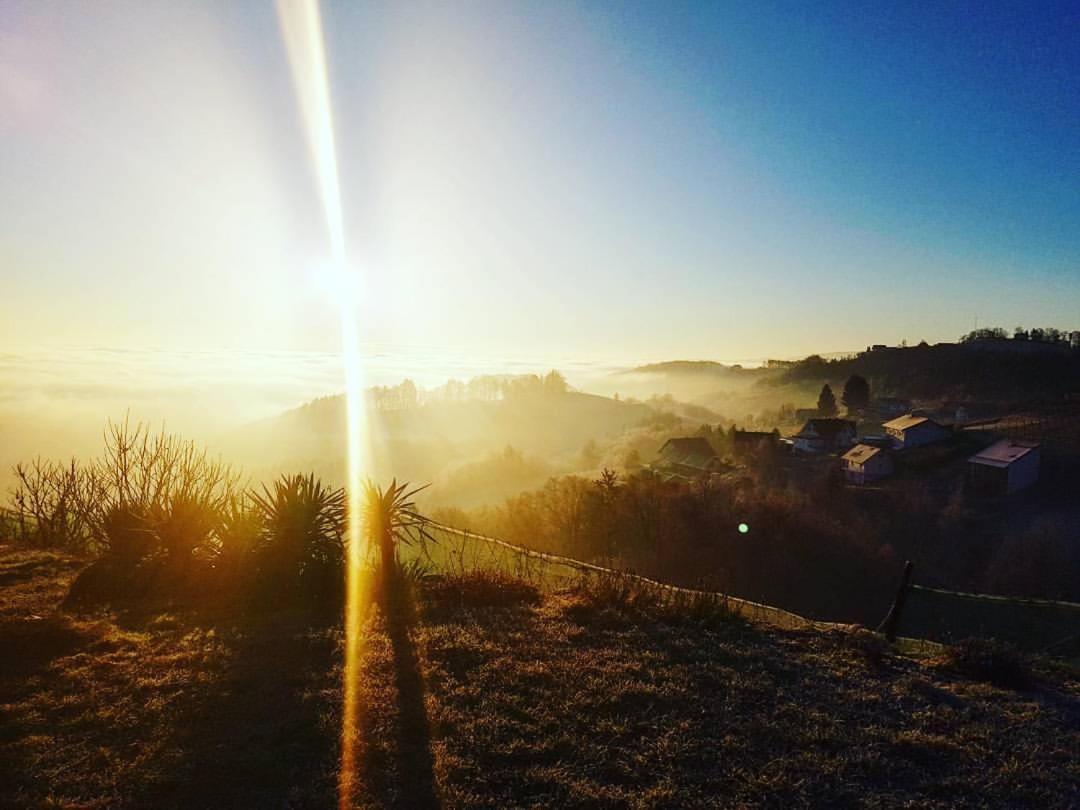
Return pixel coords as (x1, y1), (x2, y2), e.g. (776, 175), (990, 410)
(0, 345), (651, 482)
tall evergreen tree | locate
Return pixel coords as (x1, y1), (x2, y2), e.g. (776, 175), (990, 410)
(817, 384), (838, 417)
(841, 374), (870, 414)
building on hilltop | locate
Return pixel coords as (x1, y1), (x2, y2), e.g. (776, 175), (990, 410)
(792, 418), (857, 454)
(841, 444), (894, 484)
(882, 414), (950, 450)
(967, 440), (1040, 496)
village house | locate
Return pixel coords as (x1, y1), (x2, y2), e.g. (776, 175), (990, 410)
(792, 418), (857, 454)
(732, 429), (777, 458)
(653, 437), (723, 479)
(967, 440), (1041, 496)
(882, 414), (950, 450)
(841, 443), (894, 484)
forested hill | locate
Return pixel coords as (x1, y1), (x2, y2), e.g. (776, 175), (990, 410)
(628, 360), (770, 380)
(775, 341), (1080, 402)
(621, 342), (1080, 406)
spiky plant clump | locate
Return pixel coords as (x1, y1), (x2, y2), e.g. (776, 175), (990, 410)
(214, 493), (265, 585)
(251, 473), (345, 600)
(362, 479), (434, 595)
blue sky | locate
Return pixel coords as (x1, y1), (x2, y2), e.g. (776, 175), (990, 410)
(1, 0), (1077, 362)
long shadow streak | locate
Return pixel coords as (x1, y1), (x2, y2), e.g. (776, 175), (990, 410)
(383, 581), (441, 809)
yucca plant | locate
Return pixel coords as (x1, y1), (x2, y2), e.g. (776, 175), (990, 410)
(214, 493), (265, 585)
(362, 479), (434, 593)
(150, 493), (220, 574)
(251, 473), (345, 598)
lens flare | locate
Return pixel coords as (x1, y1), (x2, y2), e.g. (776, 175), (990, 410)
(275, 2), (369, 806)
(738, 522), (749, 534)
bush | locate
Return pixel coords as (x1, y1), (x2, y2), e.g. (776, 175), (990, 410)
(945, 638), (1032, 689)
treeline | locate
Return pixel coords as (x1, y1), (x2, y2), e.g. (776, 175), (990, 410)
(778, 341), (1080, 402)
(960, 326), (1079, 345)
(368, 370), (570, 411)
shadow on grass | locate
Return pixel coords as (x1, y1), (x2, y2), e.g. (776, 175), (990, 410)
(355, 579), (441, 809)
(152, 609), (341, 808)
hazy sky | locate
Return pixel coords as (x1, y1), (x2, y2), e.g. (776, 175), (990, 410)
(2, 1), (1078, 363)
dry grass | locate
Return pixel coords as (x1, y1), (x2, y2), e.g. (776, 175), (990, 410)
(1, 545), (1078, 808)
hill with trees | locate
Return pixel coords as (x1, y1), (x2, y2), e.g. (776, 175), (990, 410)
(221, 374), (668, 508)
(612, 336), (1080, 421)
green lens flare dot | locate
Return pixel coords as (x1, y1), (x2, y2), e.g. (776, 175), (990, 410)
(738, 523), (749, 534)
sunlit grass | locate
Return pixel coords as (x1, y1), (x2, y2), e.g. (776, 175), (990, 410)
(3, 545), (1078, 808)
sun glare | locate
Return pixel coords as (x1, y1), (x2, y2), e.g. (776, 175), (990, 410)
(275, 1), (368, 806)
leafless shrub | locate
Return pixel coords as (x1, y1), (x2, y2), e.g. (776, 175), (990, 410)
(8, 418), (240, 566)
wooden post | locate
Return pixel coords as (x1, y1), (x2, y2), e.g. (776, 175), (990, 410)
(877, 560), (913, 641)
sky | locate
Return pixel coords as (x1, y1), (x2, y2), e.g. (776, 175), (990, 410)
(2, 0), (1078, 366)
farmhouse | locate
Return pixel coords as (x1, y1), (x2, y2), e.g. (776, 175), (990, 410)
(792, 418), (857, 454)
(967, 440), (1040, 496)
(841, 444), (894, 484)
(882, 414), (950, 450)
(654, 437), (722, 479)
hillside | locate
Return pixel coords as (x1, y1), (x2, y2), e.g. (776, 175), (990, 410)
(776, 342), (1080, 402)
(604, 361), (778, 406)
(613, 343), (1080, 419)
(3, 546), (1078, 808)
(220, 390), (658, 505)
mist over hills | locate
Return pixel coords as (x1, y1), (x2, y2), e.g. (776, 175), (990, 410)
(223, 387), (661, 508)
(216, 338), (1080, 508)
(616, 340), (1080, 413)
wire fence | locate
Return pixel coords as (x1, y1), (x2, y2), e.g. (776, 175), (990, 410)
(413, 521), (856, 634)
(897, 584), (1080, 655)
(6, 501), (1075, 656)
(412, 522), (1080, 657)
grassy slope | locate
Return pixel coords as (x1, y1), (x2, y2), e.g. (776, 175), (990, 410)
(1, 546), (1078, 809)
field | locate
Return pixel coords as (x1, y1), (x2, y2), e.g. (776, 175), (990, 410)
(2, 545), (1078, 809)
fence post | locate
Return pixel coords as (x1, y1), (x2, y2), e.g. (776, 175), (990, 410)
(877, 560), (913, 641)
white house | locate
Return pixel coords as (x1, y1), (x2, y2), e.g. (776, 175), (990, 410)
(882, 414), (950, 450)
(967, 440), (1040, 496)
(841, 444), (894, 484)
(792, 418), (857, 454)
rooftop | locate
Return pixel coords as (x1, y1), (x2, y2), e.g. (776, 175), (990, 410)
(882, 414), (933, 431)
(796, 418), (855, 440)
(968, 439), (1040, 469)
(842, 444), (884, 464)
(657, 437), (718, 471)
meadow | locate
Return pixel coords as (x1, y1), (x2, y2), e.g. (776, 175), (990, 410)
(3, 543), (1079, 808)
